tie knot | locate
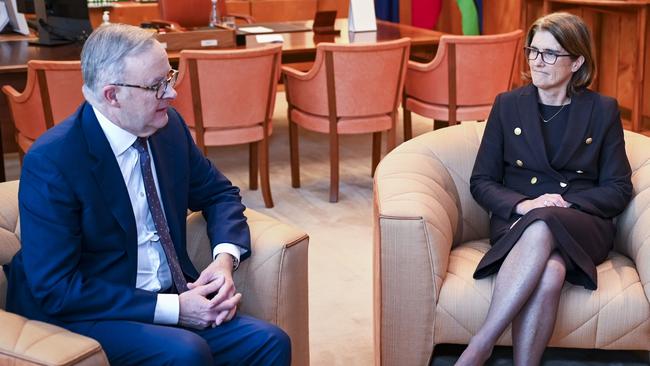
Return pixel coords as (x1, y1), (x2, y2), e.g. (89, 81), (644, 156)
(133, 137), (148, 154)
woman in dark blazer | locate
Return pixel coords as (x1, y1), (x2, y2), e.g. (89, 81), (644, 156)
(457, 13), (633, 366)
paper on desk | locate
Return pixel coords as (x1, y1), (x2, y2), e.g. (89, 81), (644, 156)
(238, 26), (274, 34)
(256, 34), (284, 43)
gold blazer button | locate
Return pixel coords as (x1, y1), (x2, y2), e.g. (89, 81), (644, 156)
(560, 182), (568, 188)
(514, 127), (522, 136)
(530, 176), (538, 184)
(576, 170), (584, 174)
(516, 160), (523, 167)
(585, 137), (593, 144)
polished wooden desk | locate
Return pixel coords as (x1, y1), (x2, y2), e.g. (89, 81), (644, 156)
(0, 19), (442, 181)
(1, 19), (441, 72)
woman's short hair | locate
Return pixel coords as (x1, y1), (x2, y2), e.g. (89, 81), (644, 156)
(523, 12), (595, 96)
(81, 23), (158, 98)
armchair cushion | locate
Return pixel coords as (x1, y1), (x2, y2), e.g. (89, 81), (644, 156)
(436, 241), (649, 349)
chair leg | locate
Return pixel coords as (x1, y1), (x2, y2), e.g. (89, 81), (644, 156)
(434, 120), (449, 130)
(289, 119), (301, 188)
(403, 107), (412, 141)
(387, 112), (397, 151)
(249, 142), (259, 191)
(259, 137), (274, 208)
(329, 130), (339, 203)
(371, 132), (381, 177)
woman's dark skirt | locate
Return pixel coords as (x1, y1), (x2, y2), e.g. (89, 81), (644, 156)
(473, 206), (615, 290)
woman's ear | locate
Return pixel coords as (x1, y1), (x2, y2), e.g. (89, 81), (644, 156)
(572, 55), (585, 72)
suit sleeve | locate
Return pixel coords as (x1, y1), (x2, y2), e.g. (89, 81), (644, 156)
(563, 102), (632, 218)
(470, 94), (529, 220)
(176, 110), (252, 260)
(19, 151), (157, 323)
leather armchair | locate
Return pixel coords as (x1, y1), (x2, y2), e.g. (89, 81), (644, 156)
(373, 122), (650, 365)
(0, 181), (310, 365)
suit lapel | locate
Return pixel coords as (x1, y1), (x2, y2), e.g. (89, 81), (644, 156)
(550, 90), (593, 168)
(517, 85), (565, 181)
(80, 103), (138, 262)
(518, 85), (552, 170)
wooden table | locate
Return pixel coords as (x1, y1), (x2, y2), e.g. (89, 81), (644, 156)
(1, 19), (441, 71)
(0, 19), (442, 181)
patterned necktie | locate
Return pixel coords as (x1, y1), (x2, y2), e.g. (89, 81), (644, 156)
(133, 137), (189, 293)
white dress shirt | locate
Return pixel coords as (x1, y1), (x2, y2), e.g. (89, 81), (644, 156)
(94, 107), (241, 324)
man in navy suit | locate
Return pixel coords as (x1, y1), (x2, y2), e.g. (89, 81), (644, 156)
(4, 23), (290, 365)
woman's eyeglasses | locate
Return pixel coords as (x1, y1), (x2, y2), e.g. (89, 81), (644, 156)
(111, 69), (179, 99)
(524, 46), (572, 65)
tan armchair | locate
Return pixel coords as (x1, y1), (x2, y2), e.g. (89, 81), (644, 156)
(373, 122), (650, 365)
(0, 180), (309, 365)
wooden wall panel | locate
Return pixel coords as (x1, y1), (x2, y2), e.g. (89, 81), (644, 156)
(317, 0), (348, 17)
(251, 0), (317, 21)
(400, 0), (411, 25)
(434, 0), (463, 34)
(483, 0), (521, 34)
(598, 14), (619, 98)
(617, 13), (636, 110)
(226, 0), (253, 15)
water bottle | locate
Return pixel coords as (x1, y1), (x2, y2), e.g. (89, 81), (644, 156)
(209, 0), (220, 28)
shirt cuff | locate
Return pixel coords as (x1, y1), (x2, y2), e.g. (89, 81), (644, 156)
(154, 293), (179, 325)
(213, 243), (242, 270)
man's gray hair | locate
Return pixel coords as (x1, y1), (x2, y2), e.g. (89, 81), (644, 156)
(81, 23), (158, 98)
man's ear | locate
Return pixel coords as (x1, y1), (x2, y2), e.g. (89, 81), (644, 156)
(102, 85), (120, 106)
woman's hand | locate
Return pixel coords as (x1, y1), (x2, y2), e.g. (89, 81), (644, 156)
(515, 193), (572, 215)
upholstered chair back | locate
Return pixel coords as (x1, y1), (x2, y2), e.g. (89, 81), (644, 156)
(285, 38), (410, 118)
(2, 61), (83, 156)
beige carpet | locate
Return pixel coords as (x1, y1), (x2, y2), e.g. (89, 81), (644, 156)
(204, 92), (434, 366)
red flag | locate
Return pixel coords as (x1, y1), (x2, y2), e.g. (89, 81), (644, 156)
(412, 0), (443, 29)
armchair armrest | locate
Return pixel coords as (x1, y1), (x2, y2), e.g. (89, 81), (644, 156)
(1, 85), (21, 100)
(0, 310), (108, 365)
(615, 131), (650, 302)
(186, 209), (309, 366)
(373, 131), (465, 366)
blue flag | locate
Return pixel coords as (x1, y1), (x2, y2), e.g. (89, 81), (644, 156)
(375, 0), (399, 22)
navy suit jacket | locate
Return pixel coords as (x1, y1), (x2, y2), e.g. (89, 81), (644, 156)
(470, 84), (632, 222)
(5, 102), (251, 327)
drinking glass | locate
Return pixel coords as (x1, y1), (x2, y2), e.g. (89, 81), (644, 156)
(222, 16), (236, 29)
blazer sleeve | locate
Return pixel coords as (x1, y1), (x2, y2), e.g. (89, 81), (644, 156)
(470, 94), (529, 220)
(19, 151), (158, 323)
(563, 102), (633, 218)
(178, 110), (252, 260)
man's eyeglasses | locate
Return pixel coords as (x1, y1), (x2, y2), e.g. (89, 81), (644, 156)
(111, 69), (179, 99)
(524, 46), (572, 65)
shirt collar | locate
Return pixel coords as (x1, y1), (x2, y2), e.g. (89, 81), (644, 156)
(93, 106), (138, 157)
